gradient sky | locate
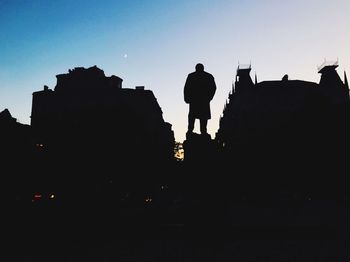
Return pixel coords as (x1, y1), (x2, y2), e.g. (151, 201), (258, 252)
(1, 0), (349, 142)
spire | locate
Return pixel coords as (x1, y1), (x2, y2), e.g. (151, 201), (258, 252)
(345, 71), (349, 89)
(254, 72), (258, 85)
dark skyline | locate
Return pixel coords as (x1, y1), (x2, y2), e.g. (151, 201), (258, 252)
(2, 63), (350, 262)
(2, 2), (350, 261)
(1, 1), (349, 142)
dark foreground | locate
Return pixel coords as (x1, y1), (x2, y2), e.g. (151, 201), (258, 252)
(4, 190), (350, 262)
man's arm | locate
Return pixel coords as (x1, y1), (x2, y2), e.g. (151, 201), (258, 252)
(209, 75), (216, 101)
(184, 75), (191, 104)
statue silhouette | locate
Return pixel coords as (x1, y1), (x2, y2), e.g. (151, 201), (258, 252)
(184, 63), (216, 136)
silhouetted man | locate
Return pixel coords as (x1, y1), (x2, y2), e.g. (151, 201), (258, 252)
(184, 63), (216, 136)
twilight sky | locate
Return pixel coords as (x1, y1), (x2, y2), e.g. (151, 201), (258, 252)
(1, 0), (349, 142)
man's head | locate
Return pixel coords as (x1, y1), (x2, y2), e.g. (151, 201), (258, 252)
(195, 63), (204, 72)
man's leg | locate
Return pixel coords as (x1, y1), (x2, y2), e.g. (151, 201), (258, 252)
(188, 115), (195, 133)
(200, 118), (208, 134)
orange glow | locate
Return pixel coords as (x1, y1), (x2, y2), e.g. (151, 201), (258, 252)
(33, 194), (42, 200)
(145, 197), (153, 203)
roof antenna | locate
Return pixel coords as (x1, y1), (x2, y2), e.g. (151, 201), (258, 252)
(254, 72), (258, 85)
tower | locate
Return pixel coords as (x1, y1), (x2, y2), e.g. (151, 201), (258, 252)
(318, 60), (343, 88)
(317, 60), (349, 104)
(234, 64), (254, 93)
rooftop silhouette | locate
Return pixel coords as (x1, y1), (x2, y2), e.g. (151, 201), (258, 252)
(212, 63), (350, 196)
(31, 65), (174, 163)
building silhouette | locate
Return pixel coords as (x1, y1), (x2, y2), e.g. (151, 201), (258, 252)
(0, 108), (31, 150)
(30, 66), (175, 198)
(0, 109), (33, 202)
(215, 62), (350, 196)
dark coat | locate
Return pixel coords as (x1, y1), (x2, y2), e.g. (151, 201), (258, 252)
(184, 71), (216, 119)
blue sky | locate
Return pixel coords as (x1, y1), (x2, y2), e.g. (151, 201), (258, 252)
(1, 0), (349, 142)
